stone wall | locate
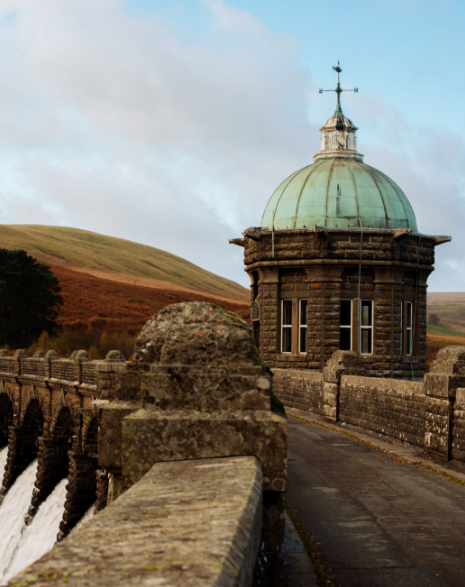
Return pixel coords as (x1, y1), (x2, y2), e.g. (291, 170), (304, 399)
(273, 347), (465, 471)
(243, 227), (435, 379)
(273, 369), (324, 415)
(339, 376), (425, 446)
(452, 389), (465, 471)
(99, 301), (287, 586)
(0, 302), (288, 586)
(0, 348), (126, 539)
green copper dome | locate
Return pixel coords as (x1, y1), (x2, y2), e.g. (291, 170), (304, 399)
(261, 158), (417, 231)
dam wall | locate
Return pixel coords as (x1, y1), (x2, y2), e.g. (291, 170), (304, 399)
(1, 302), (287, 587)
(273, 346), (465, 472)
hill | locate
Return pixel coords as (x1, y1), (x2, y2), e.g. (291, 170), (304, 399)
(0, 225), (248, 303)
(426, 293), (465, 370)
(51, 265), (249, 334)
(427, 292), (465, 334)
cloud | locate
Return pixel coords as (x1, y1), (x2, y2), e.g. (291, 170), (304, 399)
(360, 108), (465, 292)
(0, 0), (462, 294)
(0, 0), (314, 287)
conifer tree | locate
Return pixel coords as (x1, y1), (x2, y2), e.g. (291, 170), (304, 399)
(0, 249), (63, 347)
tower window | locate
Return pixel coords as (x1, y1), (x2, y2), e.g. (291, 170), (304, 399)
(340, 299), (352, 351)
(299, 300), (307, 354)
(281, 300), (292, 353)
(360, 300), (373, 355)
(404, 301), (413, 356)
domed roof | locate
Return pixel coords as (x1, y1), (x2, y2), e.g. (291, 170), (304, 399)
(261, 158), (417, 231)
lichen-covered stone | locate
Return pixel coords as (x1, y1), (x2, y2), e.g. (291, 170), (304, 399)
(134, 301), (253, 366)
(98, 301), (287, 494)
(7, 457), (263, 587)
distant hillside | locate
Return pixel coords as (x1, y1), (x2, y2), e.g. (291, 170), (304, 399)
(51, 265), (249, 334)
(0, 225), (248, 303)
(427, 292), (465, 335)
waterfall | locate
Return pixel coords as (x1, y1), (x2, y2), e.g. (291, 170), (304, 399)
(0, 458), (39, 584)
(0, 447), (7, 479)
(72, 502), (95, 533)
(0, 447), (94, 585)
(1, 478), (68, 584)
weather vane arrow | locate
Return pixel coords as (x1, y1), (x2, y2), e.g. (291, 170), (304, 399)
(319, 61), (358, 114)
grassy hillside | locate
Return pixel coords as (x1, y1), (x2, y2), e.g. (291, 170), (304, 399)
(25, 265), (250, 359)
(426, 322), (465, 337)
(427, 292), (465, 335)
(0, 225), (248, 302)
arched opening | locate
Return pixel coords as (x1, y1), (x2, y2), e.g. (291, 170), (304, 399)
(84, 418), (98, 455)
(58, 417), (99, 539)
(0, 394), (13, 449)
(52, 407), (75, 481)
(27, 406), (74, 521)
(21, 399), (44, 466)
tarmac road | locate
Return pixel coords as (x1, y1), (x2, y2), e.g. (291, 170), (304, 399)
(285, 414), (465, 587)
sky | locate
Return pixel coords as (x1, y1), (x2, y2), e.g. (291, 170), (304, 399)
(0, 0), (463, 291)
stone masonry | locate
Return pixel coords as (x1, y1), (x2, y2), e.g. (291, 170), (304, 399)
(7, 456), (265, 587)
(238, 227), (438, 379)
(273, 346), (465, 472)
(0, 347), (126, 540)
(99, 301), (287, 585)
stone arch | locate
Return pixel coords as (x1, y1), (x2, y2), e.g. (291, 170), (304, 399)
(50, 406), (75, 480)
(0, 398), (44, 498)
(27, 406), (75, 522)
(0, 394), (13, 449)
(83, 417), (98, 454)
(20, 399), (44, 463)
(58, 415), (100, 540)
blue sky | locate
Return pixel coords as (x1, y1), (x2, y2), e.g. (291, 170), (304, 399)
(0, 0), (463, 291)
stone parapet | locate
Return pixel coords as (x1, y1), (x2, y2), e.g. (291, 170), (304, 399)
(273, 345), (465, 467)
(7, 456), (265, 587)
(98, 301), (287, 587)
(99, 302), (287, 495)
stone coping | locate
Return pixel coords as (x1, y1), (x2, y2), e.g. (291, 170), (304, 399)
(342, 375), (424, 394)
(7, 456), (263, 587)
(273, 369), (324, 381)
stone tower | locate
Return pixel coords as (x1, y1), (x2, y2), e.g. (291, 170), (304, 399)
(230, 66), (451, 379)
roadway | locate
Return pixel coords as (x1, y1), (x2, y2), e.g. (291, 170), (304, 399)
(285, 411), (465, 587)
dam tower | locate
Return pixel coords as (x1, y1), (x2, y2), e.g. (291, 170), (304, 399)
(231, 64), (450, 379)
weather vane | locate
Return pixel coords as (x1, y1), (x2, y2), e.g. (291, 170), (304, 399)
(319, 61), (358, 114)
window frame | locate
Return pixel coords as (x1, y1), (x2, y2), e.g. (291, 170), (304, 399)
(281, 299), (293, 354)
(359, 299), (374, 355)
(298, 299), (308, 354)
(340, 299), (352, 351)
(404, 300), (413, 357)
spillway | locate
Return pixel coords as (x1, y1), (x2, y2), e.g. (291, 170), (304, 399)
(0, 449), (74, 586)
(0, 456), (39, 583)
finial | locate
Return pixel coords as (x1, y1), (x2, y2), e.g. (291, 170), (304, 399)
(319, 62), (358, 116)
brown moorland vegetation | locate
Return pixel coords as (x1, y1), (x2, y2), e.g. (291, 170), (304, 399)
(26, 265), (249, 359)
(26, 264), (463, 368)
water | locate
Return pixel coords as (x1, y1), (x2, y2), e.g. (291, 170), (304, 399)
(72, 502), (95, 533)
(0, 459), (38, 584)
(1, 478), (68, 584)
(0, 447), (7, 479)
(0, 449), (90, 585)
